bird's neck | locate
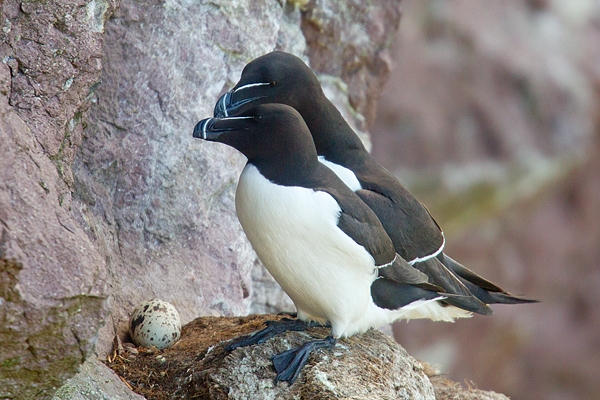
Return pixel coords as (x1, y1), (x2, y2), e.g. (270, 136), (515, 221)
(300, 98), (368, 166)
(251, 155), (319, 188)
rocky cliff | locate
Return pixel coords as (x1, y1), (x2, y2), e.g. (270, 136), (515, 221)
(1, 0), (413, 398)
(3, 0), (581, 399)
(60, 315), (510, 400)
(1, 0), (118, 397)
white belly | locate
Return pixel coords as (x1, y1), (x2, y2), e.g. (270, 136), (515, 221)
(235, 164), (376, 337)
(235, 164), (472, 337)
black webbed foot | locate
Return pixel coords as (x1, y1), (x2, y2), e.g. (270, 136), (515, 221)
(272, 335), (337, 384)
(226, 318), (317, 352)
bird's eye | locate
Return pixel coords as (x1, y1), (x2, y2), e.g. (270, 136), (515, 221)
(270, 81), (277, 87)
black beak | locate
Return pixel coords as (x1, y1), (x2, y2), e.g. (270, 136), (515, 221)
(193, 116), (253, 140)
(192, 118), (223, 141)
(213, 89), (267, 118)
(213, 91), (231, 118)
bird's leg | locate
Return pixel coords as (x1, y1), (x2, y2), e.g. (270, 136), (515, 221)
(272, 335), (337, 384)
(226, 318), (320, 351)
(277, 311), (298, 318)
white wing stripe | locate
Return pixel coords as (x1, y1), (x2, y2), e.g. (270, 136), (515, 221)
(408, 233), (445, 265)
(377, 254), (397, 269)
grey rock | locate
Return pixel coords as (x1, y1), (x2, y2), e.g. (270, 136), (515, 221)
(428, 373), (510, 400)
(52, 359), (145, 400)
(106, 315), (437, 400)
(104, 315), (511, 400)
(212, 329), (435, 400)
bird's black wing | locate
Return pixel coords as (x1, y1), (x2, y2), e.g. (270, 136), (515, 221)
(355, 184), (444, 263)
(312, 165), (431, 286)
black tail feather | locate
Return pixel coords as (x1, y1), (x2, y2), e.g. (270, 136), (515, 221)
(371, 278), (443, 310)
(413, 257), (493, 315)
(439, 254), (539, 305)
(439, 254), (504, 292)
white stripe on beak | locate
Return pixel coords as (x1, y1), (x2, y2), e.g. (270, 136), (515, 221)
(221, 93), (229, 117)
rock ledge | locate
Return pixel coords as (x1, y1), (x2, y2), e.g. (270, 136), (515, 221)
(106, 315), (508, 400)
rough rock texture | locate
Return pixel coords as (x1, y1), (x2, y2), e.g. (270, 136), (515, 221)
(428, 374), (509, 400)
(71, 0), (404, 360)
(302, 0), (401, 127)
(72, 0), (285, 359)
(372, 1), (600, 399)
(107, 315), (510, 400)
(53, 358), (145, 400)
(0, 0), (117, 398)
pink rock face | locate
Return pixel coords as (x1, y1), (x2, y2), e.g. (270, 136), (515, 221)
(0, 0), (118, 397)
(302, 0), (402, 128)
(372, 1), (600, 400)
(2, 0), (404, 396)
(72, 0), (285, 359)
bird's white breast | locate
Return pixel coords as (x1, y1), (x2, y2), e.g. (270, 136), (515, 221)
(235, 164), (472, 337)
(235, 164), (375, 337)
(318, 156), (362, 192)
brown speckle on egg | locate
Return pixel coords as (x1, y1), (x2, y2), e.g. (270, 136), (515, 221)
(129, 299), (181, 349)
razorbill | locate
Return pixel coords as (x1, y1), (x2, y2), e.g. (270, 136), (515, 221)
(193, 104), (472, 383)
(213, 51), (537, 311)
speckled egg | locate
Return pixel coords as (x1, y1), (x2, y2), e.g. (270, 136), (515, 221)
(129, 299), (181, 349)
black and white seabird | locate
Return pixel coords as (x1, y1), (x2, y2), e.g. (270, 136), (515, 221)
(193, 104), (473, 383)
(214, 51), (537, 312)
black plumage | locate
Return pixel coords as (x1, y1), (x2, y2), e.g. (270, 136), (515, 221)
(213, 51), (537, 311)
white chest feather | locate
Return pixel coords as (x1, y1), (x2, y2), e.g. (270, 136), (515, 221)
(234, 164), (472, 337)
(318, 156), (362, 192)
(235, 164), (376, 336)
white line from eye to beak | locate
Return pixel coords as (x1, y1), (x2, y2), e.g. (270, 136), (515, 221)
(203, 116), (255, 139)
(233, 82), (271, 93)
(222, 116), (255, 120)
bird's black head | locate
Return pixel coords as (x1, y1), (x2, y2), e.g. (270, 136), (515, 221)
(214, 51), (322, 119)
(194, 103), (319, 184)
(214, 51), (366, 161)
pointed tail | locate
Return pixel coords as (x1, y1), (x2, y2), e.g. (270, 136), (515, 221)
(440, 254), (539, 305)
